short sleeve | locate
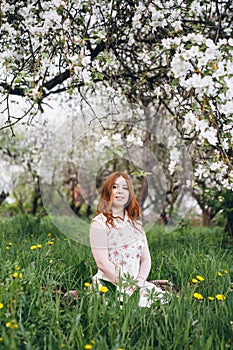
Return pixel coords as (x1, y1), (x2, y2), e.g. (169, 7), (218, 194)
(92, 213), (107, 229)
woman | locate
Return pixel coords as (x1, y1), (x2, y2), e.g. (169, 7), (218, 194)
(90, 171), (168, 307)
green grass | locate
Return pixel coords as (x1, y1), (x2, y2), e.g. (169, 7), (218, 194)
(0, 215), (232, 350)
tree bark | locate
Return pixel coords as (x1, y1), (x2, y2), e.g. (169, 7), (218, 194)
(0, 191), (9, 205)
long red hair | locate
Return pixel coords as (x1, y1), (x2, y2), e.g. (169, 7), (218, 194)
(96, 172), (141, 226)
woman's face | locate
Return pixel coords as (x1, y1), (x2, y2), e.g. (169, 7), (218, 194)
(111, 176), (130, 209)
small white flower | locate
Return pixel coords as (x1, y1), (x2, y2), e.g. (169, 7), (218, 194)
(81, 69), (92, 83)
(202, 128), (218, 146)
(112, 133), (123, 146)
(171, 54), (193, 78)
(194, 165), (207, 179)
(195, 120), (209, 133)
(183, 112), (197, 134)
(81, 55), (91, 67)
(210, 162), (220, 171)
(168, 160), (177, 175)
(135, 137), (143, 147)
(170, 149), (181, 162)
(99, 136), (111, 147)
(95, 136), (111, 151)
(112, 133), (121, 141)
(172, 20), (182, 31)
(126, 135), (136, 143)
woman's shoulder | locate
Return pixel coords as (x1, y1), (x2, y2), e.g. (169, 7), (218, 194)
(132, 218), (146, 234)
(91, 213), (107, 227)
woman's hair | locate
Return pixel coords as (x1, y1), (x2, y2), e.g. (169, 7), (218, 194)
(96, 172), (141, 226)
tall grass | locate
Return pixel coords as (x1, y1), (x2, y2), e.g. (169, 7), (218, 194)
(0, 215), (232, 350)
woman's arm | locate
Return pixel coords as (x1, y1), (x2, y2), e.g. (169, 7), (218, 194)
(136, 238), (152, 287)
(90, 221), (118, 284)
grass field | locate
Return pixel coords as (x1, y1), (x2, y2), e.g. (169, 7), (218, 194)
(0, 215), (232, 350)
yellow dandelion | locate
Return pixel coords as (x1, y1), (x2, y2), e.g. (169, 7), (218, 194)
(208, 296), (215, 301)
(84, 282), (91, 288)
(216, 294), (226, 301)
(19, 273), (23, 279)
(223, 270), (228, 274)
(193, 292), (204, 300)
(12, 272), (18, 278)
(37, 244), (42, 249)
(0, 337), (3, 341)
(99, 286), (109, 293)
(15, 266), (20, 270)
(8, 242), (12, 246)
(48, 233), (51, 237)
(196, 275), (204, 281)
(30, 245), (37, 250)
(6, 321), (18, 329)
(84, 344), (92, 349)
(191, 278), (198, 284)
(0, 303), (4, 309)
(117, 348), (124, 350)
(49, 259), (53, 263)
(6, 246), (10, 250)
(46, 241), (54, 245)
(217, 271), (223, 277)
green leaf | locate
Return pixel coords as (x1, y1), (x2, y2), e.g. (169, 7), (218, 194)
(204, 334), (213, 350)
(172, 78), (179, 86)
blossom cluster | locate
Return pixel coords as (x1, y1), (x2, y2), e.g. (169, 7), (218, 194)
(95, 133), (143, 152)
(0, 0), (232, 194)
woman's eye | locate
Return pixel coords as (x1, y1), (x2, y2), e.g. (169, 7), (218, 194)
(123, 187), (129, 190)
(113, 185), (117, 189)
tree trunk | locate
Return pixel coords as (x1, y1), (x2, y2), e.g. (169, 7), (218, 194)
(0, 191), (9, 205)
(32, 193), (41, 215)
(225, 215), (233, 239)
(202, 210), (213, 227)
(32, 176), (41, 215)
(137, 176), (148, 209)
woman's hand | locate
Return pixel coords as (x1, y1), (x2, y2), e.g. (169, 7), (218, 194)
(136, 276), (146, 288)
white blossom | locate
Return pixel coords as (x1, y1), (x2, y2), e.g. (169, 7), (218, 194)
(81, 55), (91, 67)
(81, 69), (92, 83)
(170, 54), (193, 78)
(135, 137), (143, 147)
(183, 112), (197, 134)
(112, 133), (123, 146)
(95, 135), (111, 151)
(172, 20), (182, 31)
(126, 135), (136, 143)
(202, 128), (218, 146)
(168, 160), (176, 175)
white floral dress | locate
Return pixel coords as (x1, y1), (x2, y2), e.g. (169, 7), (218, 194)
(92, 212), (167, 307)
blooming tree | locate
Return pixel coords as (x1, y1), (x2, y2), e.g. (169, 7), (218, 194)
(0, 0), (232, 230)
(0, 124), (51, 214)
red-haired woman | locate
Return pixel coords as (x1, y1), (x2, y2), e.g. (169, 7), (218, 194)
(90, 172), (168, 307)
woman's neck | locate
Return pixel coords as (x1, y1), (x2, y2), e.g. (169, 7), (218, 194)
(112, 207), (125, 219)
